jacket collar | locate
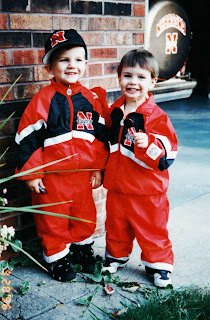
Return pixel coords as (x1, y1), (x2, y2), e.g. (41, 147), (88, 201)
(51, 78), (83, 96)
(111, 93), (156, 115)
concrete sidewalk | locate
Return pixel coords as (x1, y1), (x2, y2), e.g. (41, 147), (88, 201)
(1, 94), (210, 320)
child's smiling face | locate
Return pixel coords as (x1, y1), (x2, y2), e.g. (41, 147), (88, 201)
(118, 65), (156, 104)
(50, 46), (87, 85)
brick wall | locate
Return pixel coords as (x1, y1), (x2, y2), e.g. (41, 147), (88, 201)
(0, 0), (146, 238)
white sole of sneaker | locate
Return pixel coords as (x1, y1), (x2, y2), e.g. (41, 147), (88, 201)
(102, 262), (127, 274)
(153, 273), (172, 288)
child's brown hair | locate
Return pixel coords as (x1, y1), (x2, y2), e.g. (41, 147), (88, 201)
(117, 49), (159, 79)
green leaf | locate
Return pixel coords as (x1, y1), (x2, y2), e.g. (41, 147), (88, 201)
(0, 153), (77, 184)
(0, 205), (95, 224)
(77, 294), (93, 307)
(0, 147), (9, 161)
(4, 239), (48, 272)
(72, 264), (82, 272)
(0, 260), (8, 272)
(10, 239), (22, 252)
(37, 281), (46, 287)
(103, 274), (111, 284)
(117, 281), (140, 288)
(18, 281), (30, 295)
(94, 261), (103, 276)
(165, 284), (173, 290)
(7, 261), (14, 271)
(11, 255), (35, 267)
(87, 273), (103, 283)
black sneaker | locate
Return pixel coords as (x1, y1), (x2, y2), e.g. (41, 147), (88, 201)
(102, 257), (128, 274)
(145, 266), (172, 288)
(48, 256), (76, 282)
(69, 243), (97, 274)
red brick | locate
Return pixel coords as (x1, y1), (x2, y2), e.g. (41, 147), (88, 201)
(104, 32), (132, 45)
(0, 50), (12, 66)
(0, 69), (9, 84)
(104, 62), (118, 75)
(133, 4), (145, 16)
(81, 32), (103, 46)
(90, 48), (117, 60)
(0, 14), (8, 29)
(0, 85), (14, 101)
(34, 66), (50, 81)
(133, 33), (144, 45)
(38, 49), (45, 63)
(118, 17), (143, 30)
(13, 49), (44, 65)
(0, 67), (33, 84)
(118, 46), (138, 59)
(89, 17), (117, 31)
(13, 83), (46, 100)
(80, 79), (89, 88)
(88, 63), (103, 77)
(89, 76), (117, 90)
(53, 16), (87, 30)
(10, 14), (52, 30)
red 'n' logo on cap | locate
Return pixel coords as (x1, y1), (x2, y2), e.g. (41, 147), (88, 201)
(50, 31), (67, 48)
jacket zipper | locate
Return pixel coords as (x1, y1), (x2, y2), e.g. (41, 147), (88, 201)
(66, 86), (74, 130)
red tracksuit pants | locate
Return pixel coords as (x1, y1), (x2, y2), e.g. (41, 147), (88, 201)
(32, 172), (96, 263)
(105, 191), (174, 272)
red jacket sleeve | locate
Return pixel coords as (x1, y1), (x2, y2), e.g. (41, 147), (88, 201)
(15, 93), (48, 180)
(134, 112), (178, 171)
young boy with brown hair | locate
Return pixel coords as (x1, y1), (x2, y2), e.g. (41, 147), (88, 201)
(103, 49), (178, 288)
(15, 29), (108, 282)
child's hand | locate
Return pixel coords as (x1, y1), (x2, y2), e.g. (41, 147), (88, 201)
(26, 179), (46, 194)
(90, 171), (102, 189)
(134, 132), (149, 148)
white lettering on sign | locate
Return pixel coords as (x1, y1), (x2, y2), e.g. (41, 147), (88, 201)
(165, 32), (178, 54)
(156, 14), (186, 37)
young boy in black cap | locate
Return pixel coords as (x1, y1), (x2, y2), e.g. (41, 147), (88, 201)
(15, 29), (108, 282)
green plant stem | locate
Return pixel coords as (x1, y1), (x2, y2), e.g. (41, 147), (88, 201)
(0, 75), (22, 105)
(1, 238), (48, 273)
(0, 154), (78, 184)
(0, 200), (74, 213)
(0, 112), (16, 130)
(32, 168), (102, 175)
(0, 206), (95, 224)
(0, 147), (9, 162)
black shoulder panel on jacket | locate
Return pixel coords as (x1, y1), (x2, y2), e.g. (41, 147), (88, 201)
(46, 92), (71, 138)
(109, 108), (124, 145)
(16, 125), (46, 170)
(121, 113), (145, 152)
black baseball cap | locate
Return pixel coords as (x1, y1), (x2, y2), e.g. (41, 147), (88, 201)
(42, 29), (87, 64)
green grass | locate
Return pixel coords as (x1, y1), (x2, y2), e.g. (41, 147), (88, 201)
(116, 287), (210, 320)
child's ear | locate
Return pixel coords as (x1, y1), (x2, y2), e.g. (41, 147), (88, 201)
(45, 65), (54, 77)
(149, 77), (157, 89)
